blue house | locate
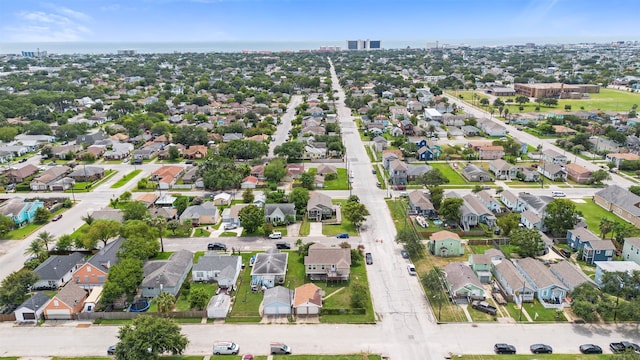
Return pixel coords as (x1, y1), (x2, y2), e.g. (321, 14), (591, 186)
(250, 251), (288, 289)
(567, 227), (616, 264)
(416, 141), (441, 161)
(0, 198), (44, 226)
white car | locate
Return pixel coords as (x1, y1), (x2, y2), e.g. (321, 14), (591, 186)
(268, 231), (282, 239)
(407, 264), (417, 276)
(223, 223), (238, 230)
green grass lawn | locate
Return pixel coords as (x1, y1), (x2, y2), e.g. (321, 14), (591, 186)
(5, 222), (40, 240)
(175, 282), (217, 311)
(503, 302), (529, 322)
(386, 198), (409, 232)
(299, 217), (310, 236)
(428, 163), (468, 185)
(573, 198), (640, 236)
(226, 252), (263, 323)
(323, 168), (349, 190)
(523, 301), (567, 322)
(470, 244), (494, 254)
(111, 170), (142, 188)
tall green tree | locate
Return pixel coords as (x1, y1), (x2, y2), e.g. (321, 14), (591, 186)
(115, 316), (188, 360)
(242, 189), (255, 204)
(144, 216), (168, 253)
(497, 213), (521, 237)
(274, 141), (304, 161)
(509, 227), (544, 257)
(543, 199), (581, 236)
(102, 258), (144, 304)
(395, 228), (425, 258)
(84, 219), (122, 249)
(440, 198), (463, 225)
(35, 231), (55, 252)
(264, 158), (287, 182)
(599, 218), (616, 239)
(189, 287), (210, 310)
(120, 220), (160, 260)
(0, 215), (14, 237)
(238, 205), (264, 233)
(24, 239), (47, 261)
(156, 292), (176, 316)
(288, 187), (309, 215)
(0, 269), (38, 307)
(418, 169), (450, 188)
(343, 200), (370, 229)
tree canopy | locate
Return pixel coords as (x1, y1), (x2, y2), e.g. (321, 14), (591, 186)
(115, 316), (188, 360)
(543, 199), (581, 236)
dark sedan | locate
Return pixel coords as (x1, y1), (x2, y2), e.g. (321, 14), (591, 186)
(610, 341), (640, 353)
(530, 344), (553, 354)
(494, 343), (516, 354)
(208, 242), (227, 251)
(579, 344), (603, 354)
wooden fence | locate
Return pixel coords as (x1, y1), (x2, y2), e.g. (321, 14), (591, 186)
(0, 313), (16, 322)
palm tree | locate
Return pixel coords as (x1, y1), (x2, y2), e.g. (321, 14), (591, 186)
(36, 231), (55, 252)
(81, 214), (94, 225)
(156, 292), (176, 316)
(144, 216), (168, 252)
(24, 239), (47, 261)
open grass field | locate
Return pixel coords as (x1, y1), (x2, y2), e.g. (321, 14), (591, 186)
(111, 170), (142, 188)
(573, 198), (640, 236)
(429, 162), (468, 185)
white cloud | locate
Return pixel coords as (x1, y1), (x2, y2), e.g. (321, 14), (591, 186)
(6, 5), (92, 42)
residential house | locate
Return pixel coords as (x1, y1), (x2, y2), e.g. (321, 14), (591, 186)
(76, 132), (106, 146)
(561, 163), (590, 185)
(455, 193), (497, 230)
(594, 185), (640, 228)
(14, 293), (50, 322)
(605, 153), (640, 168)
(416, 141), (441, 161)
(183, 145), (208, 159)
(140, 250), (193, 298)
(400, 120), (414, 135)
(132, 142), (163, 160)
(285, 163), (305, 179)
(241, 175), (259, 189)
(520, 210), (544, 231)
(33, 252), (85, 290)
(442, 262), (486, 302)
(221, 204), (248, 226)
(51, 144), (82, 159)
(516, 166), (541, 182)
(82, 286), (103, 312)
(388, 159), (408, 185)
(307, 192), (335, 221)
(77, 145), (105, 160)
(155, 194), (177, 207)
(542, 149), (567, 165)
(250, 165), (265, 180)
(90, 208), (124, 222)
(492, 259), (535, 303)
(428, 230), (464, 257)
(590, 137), (620, 153)
(518, 192), (553, 217)
(500, 190), (525, 212)
(6, 164), (38, 183)
(43, 281), (87, 320)
(476, 190), (501, 213)
(442, 114), (466, 127)
(316, 164), (337, 176)
(513, 258), (568, 306)
(537, 161), (567, 181)
(304, 243), (351, 281)
(192, 255), (242, 289)
(213, 192), (232, 206)
(151, 165), (184, 190)
(406, 164), (433, 182)
(461, 164), (491, 182)
(461, 125), (481, 136)
(478, 146), (505, 160)
(622, 237), (640, 265)
(478, 120), (507, 137)
(180, 202), (219, 225)
(293, 283), (323, 316)
(468, 253), (493, 283)
(103, 142), (133, 160)
(424, 108), (443, 121)
(73, 238), (124, 289)
(68, 166), (105, 182)
(265, 203), (296, 224)
(408, 190), (436, 218)
(150, 207), (178, 220)
(0, 198), (44, 226)
(251, 250), (288, 289)
(263, 285), (293, 316)
(549, 261), (593, 292)
(30, 166), (70, 191)
(489, 159), (517, 180)
(381, 150), (403, 169)
(372, 136), (388, 152)
(181, 166), (199, 184)
(594, 261), (640, 286)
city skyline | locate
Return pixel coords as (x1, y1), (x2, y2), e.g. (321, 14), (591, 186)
(1, 0), (638, 45)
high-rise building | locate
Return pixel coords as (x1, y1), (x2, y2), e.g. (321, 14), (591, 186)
(346, 39), (381, 50)
(117, 50), (137, 55)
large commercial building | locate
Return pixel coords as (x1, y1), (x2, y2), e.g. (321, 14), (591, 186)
(514, 83), (600, 98)
(346, 39), (381, 51)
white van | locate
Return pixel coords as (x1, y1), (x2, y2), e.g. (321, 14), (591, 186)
(551, 191), (566, 198)
(270, 342), (292, 355)
(213, 341), (239, 355)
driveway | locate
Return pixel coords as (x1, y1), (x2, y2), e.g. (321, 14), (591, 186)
(309, 222), (323, 236)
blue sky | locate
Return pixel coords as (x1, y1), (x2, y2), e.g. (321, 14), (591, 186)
(0, 0), (637, 44)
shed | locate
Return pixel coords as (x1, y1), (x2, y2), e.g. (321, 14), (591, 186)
(207, 294), (231, 319)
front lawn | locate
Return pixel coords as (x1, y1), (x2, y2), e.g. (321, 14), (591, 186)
(428, 163), (468, 185)
(573, 198), (640, 236)
(321, 200), (359, 236)
(5, 222), (40, 240)
(323, 168), (349, 190)
(175, 282), (217, 311)
(226, 252), (263, 323)
(111, 170), (142, 188)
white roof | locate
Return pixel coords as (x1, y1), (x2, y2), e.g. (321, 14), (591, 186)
(595, 261), (640, 272)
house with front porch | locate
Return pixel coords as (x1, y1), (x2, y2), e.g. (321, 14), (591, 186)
(492, 259), (535, 303)
(265, 203), (296, 224)
(489, 159), (517, 180)
(538, 161), (567, 181)
(304, 243), (351, 281)
(442, 262), (485, 302)
(520, 210), (545, 231)
(476, 190), (501, 213)
(500, 190), (525, 212)
(456, 193), (497, 230)
(513, 257), (568, 307)
(408, 190), (436, 218)
(307, 192), (335, 221)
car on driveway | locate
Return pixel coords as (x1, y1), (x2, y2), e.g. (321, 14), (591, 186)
(208, 242), (227, 251)
(224, 223), (238, 230)
(579, 344), (603, 354)
(400, 249), (409, 259)
(51, 214), (63, 221)
(275, 241), (291, 250)
(336, 232), (350, 239)
(471, 300), (497, 316)
(610, 341), (640, 353)
(268, 232), (282, 239)
(530, 344), (553, 354)
(365, 252), (373, 265)
(407, 264), (417, 276)
(107, 345), (116, 355)
(494, 343), (516, 354)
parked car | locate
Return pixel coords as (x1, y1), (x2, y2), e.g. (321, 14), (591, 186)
(223, 223), (238, 230)
(559, 248), (571, 258)
(376, 182), (381, 188)
(579, 344), (603, 354)
(407, 264), (417, 276)
(208, 242), (227, 251)
(371, 169), (376, 174)
(268, 231), (282, 239)
(270, 343), (291, 355)
(551, 190), (566, 197)
(400, 249), (409, 259)
(530, 344), (553, 354)
(51, 214), (63, 221)
(336, 232), (350, 239)
(471, 300), (497, 316)
(365, 252), (373, 265)
(275, 241), (291, 250)
(494, 343), (516, 354)
(107, 345), (116, 355)
(213, 341), (239, 355)
(241, 355), (254, 360)
(610, 341), (640, 353)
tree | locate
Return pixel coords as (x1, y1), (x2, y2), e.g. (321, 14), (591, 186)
(543, 199), (581, 236)
(509, 227), (544, 257)
(418, 169), (450, 188)
(84, 219), (122, 249)
(350, 283), (368, 308)
(81, 214), (95, 225)
(0, 269), (38, 307)
(440, 198), (463, 225)
(35, 231), (55, 252)
(56, 234), (74, 252)
(156, 292), (176, 316)
(274, 141), (305, 161)
(496, 213), (520, 236)
(395, 228), (425, 258)
(24, 239), (47, 261)
(189, 287), (210, 310)
(238, 205), (264, 233)
(288, 187), (309, 214)
(300, 172), (314, 189)
(264, 158), (287, 183)
(0, 215), (14, 237)
(115, 316), (188, 360)
(343, 201), (370, 229)
(168, 146), (181, 161)
(102, 258), (144, 303)
(219, 140), (268, 160)
(242, 189), (255, 203)
(599, 218), (616, 239)
(123, 201), (150, 221)
(629, 186), (640, 197)
(33, 207), (51, 224)
(173, 196), (190, 215)
(144, 216), (168, 253)
(430, 186), (444, 210)
(590, 169), (610, 184)
(120, 220), (160, 260)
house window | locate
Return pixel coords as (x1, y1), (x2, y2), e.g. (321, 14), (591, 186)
(98, 276), (106, 282)
(321, 265), (325, 270)
(84, 276), (89, 282)
(54, 300), (59, 306)
(75, 276), (79, 282)
(87, 266), (91, 272)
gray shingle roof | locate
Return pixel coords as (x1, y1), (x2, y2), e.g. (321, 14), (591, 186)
(595, 185), (640, 216)
(193, 254), (241, 285)
(264, 203), (296, 217)
(251, 252), (288, 276)
(263, 285), (293, 306)
(443, 262), (483, 292)
(17, 292), (51, 311)
(550, 261), (592, 290)
(87, 237), (124, 270)
(515, 258), (567, 291)
(141, 250), (193, 289)
(34, 252), (85, 281)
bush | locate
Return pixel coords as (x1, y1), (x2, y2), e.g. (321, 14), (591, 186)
(321, 308), (366, 315)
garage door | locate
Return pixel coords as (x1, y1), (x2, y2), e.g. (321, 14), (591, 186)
(46, 309), (71, 320)
(264, 306), (290, 315)
(22, 312), (35, 320)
